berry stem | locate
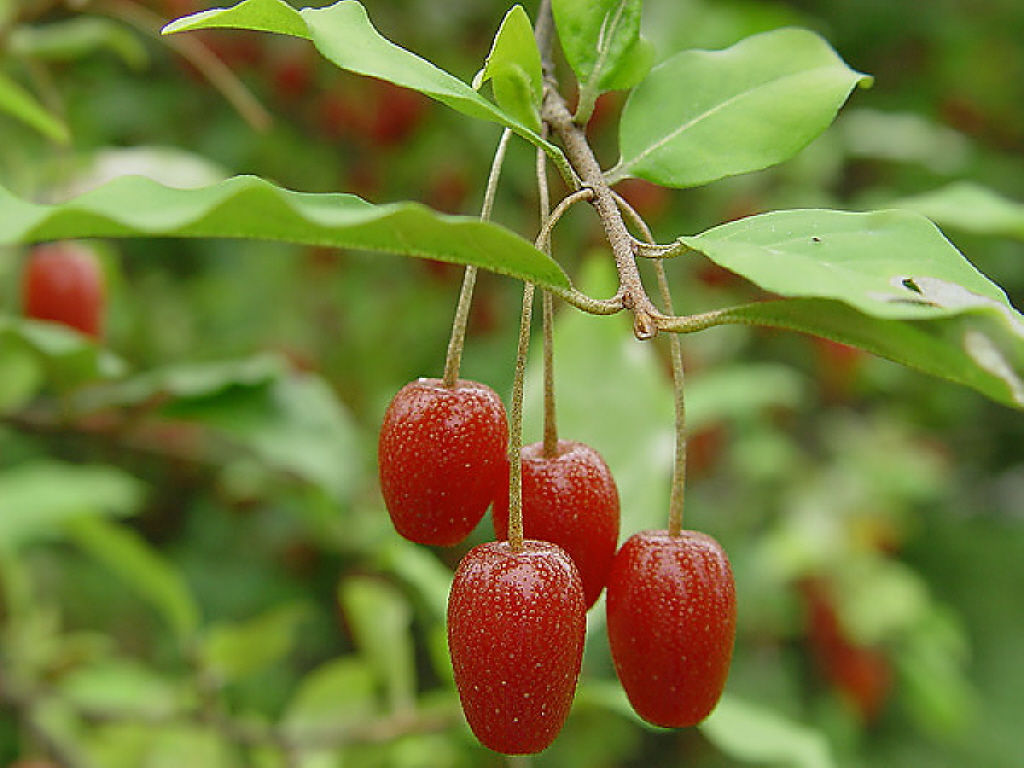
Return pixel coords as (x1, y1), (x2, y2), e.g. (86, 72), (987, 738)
(541, 290), (559, 458)
(441, 128), (513, 388)
(657, 261), (688, 537)
(507, 280), (536, 553)
(614, 192), (688, 536)
(534, 143), (559, 459)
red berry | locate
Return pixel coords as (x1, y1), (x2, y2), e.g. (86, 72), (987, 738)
(606, 530), (736, 728)
(378, 378), (508, 546)
(799, 577), (891, 723)
(22, 242), (105, 339)
(447, 540), (586, 754)
(493, 440), (620, 609)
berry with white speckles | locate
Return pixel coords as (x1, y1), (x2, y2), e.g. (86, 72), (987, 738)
(378, 378), (508, 546)
(606, 530), (736, 728)
(447, 540), (586, 754)
(493, 439), (620, 609)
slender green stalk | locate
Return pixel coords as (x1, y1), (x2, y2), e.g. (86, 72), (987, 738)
(442, 128), (513, 387)
(507, 281), (536, 552)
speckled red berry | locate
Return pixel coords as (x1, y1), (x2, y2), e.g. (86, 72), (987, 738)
(22, 242), (104, 339)
(606, 530), (736, 728)
(447, 540), (586, 754)
(493, 439), (619, 609)
(378, 378), (507, 546)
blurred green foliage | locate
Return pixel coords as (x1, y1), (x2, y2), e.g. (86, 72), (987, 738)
(0, 0), (1022, 766)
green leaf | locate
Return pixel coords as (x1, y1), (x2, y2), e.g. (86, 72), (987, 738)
(203, 603), (309, 682)
(553, 0), (652, 94)
(0, 70), (69, 143)
(680, 209), (1004, 319)
(610, 28), (871, 188)
(686, 363), (807, 432)
(163, 0), (570, 179)
(472, 5), (543, 132)
(78, 355), (363, 499)
(0, 318), (128, 389)
(681, 209), (1024, 408)
(283, 658), (378, 735)
(895, 182), (1024, 240)
(700, 695), (835, 768)
(299, 1), (568, 175)
(601, 36), (655, 92)
(78, 353), (282, 410)
(0, 339), (42, 413)
(209, 371), (362, 501)
(0, 175), (569, 288)
(0, 462), (142, 549)
(59, 659), (181, 718)
(9, 17), (149, 69)
(64, 515), (200, 644)
(721, 298), (1024, 410)
(338, 577), (416, 713)
(376, 538), (453, 620)
(162, 0), (309, 38)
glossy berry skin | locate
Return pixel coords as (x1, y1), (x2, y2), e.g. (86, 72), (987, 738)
(606, 530), (736, 728)
(493, 440), (619, 609)
(447, 540), (586, 754)
(22, 242), (104, 339)
(378, 378), (507, 546)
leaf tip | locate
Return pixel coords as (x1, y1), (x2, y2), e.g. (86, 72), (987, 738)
(160, 13), (204, 36)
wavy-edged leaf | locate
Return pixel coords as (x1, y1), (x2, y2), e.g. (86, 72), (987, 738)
(680, 208), (1024, 407)
(553, 0), (652, 96)
(610, 28), (870, 188)
(0, 175), (569, 288)
(0, 70), (69, 143)
(895, 182), (1024, 240)
(64, 515), (200, 643)
(472, 5), (542, 132)
(163, 0), (571, 179)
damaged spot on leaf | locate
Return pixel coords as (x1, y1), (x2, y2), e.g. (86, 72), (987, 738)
(965, 330), (1024, 407)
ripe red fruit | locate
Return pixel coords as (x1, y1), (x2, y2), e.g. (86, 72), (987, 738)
(492, 439), (619, 609)
(378, 378), (508, 546)
(447, 540), (586, 754)
(606, 530), (736, 728)
(22, 242), (105, 339)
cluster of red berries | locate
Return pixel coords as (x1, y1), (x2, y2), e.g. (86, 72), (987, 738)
(378, 376), (737, 755)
